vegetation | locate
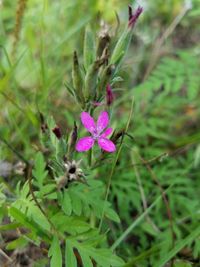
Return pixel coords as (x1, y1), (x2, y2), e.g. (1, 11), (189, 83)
(0, 0), (200, 266)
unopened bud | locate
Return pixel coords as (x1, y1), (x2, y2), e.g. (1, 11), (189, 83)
(52, 126), (62, 139)
(128, 6), (143, 28)
(106, 84), (114, 106)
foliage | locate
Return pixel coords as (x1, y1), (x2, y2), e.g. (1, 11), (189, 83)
(0, 0), (200, 266)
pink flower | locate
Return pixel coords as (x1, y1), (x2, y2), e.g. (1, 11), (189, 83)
(76, 111), (116, 153)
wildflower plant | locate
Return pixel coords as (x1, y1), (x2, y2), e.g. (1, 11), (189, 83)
(0, 5), (143, 267)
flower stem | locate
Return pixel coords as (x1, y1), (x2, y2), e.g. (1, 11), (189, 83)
(88, 147), (93, 167)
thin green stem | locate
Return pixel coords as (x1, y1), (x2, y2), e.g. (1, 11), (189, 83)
(98, 97), (134, 231)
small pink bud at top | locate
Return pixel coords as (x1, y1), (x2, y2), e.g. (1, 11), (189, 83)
(106, 84), (114, 106)
(128, 6), (143, 28)
(52, 126), (62, 139)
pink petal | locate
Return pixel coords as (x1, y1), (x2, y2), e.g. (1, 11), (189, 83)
(100, 128), (113, 138)
(97, 111), (109, 134)
(98, 137), (116, 152)
(76, 137), (95, 152)
(81, 112), (96, 134)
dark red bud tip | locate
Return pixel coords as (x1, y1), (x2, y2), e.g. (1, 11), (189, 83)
(72, 122), (78, 143)
(106, 84), (114, 106)
(128, 6), (143, 28)
(128, 5), (133, 21)
(52, 126), (62, 139)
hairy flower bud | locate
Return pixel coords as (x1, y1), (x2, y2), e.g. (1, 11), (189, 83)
(110, 6), (143, 67)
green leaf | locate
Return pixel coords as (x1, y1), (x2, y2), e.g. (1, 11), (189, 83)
(6, 236), (28, 250)
(78, 249), (93, 267)
(61, 190), (72, 216)
(155, 225), (200, 267)
(173, 260), (193, 267)
(65, 240), (77, 267)
(105, 206), (120, 223)
(51, 212), (91, 235)
(32, 152), (48, 190)
(110, 28), (132, 67)
(9, 207), (50, 242)
(111, 187), (172, 251)
(0, 222), (21, 231)
(69, 190), (82, 216)
(48, 236), (62, 267)
(83, 25), (96, 71)
(66, 239), (124, 267)
(72, 51), (85, 104)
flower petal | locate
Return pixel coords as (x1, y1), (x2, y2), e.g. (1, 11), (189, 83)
(97, 111), (109, 134)
(98, 137), (116, 152)
(76, 137), (95, 152)
(81, 112), (96, 134)
(100, 128), (113, 138)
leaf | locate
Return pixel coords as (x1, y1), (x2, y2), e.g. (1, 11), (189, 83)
(194, 144), (200, 168)
(111, 187), (172, 251)
(105, 206), (120, 223)
(38, 184), (56, 197)
(9, 207), (50, 242)
(66, 239), (124, 267)
(83, 25), (96, 70)
(0, 222), (21, 231)
(65, 240), (77, 267)
(78, 249), (94, 267)
(6, 236), (28, 250)
(48, 236), (62, 267)
(173, 260), (193, 267)
(32, 152), (48, 190)
(61, 190), (72, 216)
(69, 190), (82, 216)
(155, 225), (200, 267)
(51, 212), (91, 235)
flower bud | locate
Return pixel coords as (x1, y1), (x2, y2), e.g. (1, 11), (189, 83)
(110, 6), (143, 67)
(106, 84), (114, 106)
(52, 126), (62, 139)
(128, 6), (143, 28)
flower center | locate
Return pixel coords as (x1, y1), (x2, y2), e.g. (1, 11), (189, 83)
(93, 129), (100, 140)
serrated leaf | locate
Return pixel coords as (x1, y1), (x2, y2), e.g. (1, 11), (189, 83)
(69, 190), (82, 216)
(65, 240), (77, 267)
(67, 239), (124, 267)
(48, 236), (62, 267)
(32, 152), (47, 190)
(61, 191), (72, 216)
(78, 248), (94, 267)
(9, 207), (50, 242)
